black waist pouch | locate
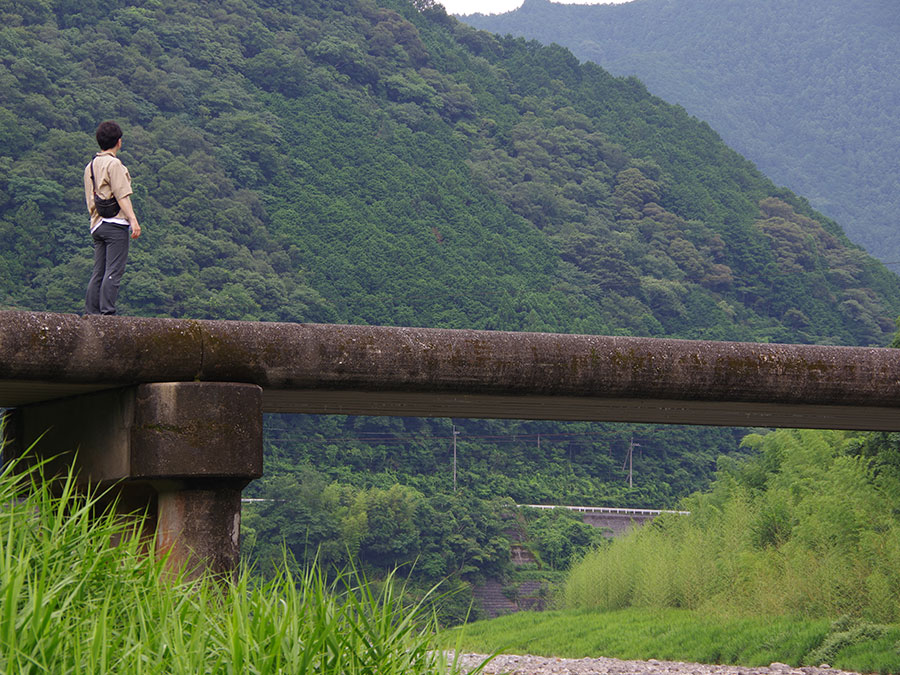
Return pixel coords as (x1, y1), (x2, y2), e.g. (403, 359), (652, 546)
(94, 194), (120, 218)
(90, 158), (121, 218)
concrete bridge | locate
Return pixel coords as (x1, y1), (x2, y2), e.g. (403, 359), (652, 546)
(521, 505), (690, 537)
(3, 310), (900, 576)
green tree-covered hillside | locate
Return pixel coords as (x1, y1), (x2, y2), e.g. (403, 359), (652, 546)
(462, 0), (900, 262)
(2, 0), (900, 591)
(2, 0), (898, 346)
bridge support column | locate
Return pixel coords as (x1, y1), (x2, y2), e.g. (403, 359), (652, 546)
(3, 381), (263, 579)
(156, 482), (246, 578)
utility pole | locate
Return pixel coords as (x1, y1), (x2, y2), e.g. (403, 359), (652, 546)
(452, 424), (459, 492)
(628, 439), (632, 488)
(623, 434), (640, 488)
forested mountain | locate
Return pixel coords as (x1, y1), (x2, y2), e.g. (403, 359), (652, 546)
(462, 0), (900, 262)
(2, 0), (897, 343)
(2, 0), (900, 603)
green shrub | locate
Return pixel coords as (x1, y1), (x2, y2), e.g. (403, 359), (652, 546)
(562, 429), (900, 620)
(805, 616), (890, 667)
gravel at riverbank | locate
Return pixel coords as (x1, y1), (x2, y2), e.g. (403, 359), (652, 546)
(447, 652), (862, 675)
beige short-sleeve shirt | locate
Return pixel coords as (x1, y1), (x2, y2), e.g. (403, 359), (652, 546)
(83, 151), (133, 231)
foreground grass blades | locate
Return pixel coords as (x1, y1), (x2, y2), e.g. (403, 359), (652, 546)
(0, 455), (485, 674)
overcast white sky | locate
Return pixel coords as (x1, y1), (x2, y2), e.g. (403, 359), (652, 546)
(442, 0), (634, 16)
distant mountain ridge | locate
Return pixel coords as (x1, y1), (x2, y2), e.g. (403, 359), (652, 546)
(461, 0), (900, 262)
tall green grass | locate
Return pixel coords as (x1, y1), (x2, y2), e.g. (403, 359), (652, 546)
(0, 454), (487, 673)
(442, 608), (900, 674)
(564, 429), (900, 622)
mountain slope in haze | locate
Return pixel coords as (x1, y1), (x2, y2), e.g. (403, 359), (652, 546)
(462, 0), (900, 263)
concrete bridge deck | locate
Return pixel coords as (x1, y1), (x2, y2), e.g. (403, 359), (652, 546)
(3, 311), (900, 429)
(521, 504), (691, 537)
(520, 505), (691, 516)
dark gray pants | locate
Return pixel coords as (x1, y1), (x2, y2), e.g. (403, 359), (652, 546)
(85, 222), (130, 315)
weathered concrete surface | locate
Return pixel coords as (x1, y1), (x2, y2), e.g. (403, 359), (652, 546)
(5, 386), (136, 482)
(4, 381), (262, 578)
(131, 383), (262, 479)
(5, 382), (263, 482)
(2, 310), (900, 429)
(156, 483), (244, 579)
(580, 511), (657, 537)
(521, 505), (685, 537)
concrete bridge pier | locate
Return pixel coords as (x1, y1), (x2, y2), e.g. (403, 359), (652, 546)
(3, 381), (263, 579)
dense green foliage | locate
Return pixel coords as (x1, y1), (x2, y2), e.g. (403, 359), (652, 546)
(3, 0), (900, 621)
(563, 428), (900, 623)
(242, 460), (608, 622)
(1, 0), (897, 344)
(243, 468), (514, 623)
(244, 417), (746, 617)
(445, 608), (900, 674)
(463, 0), (900, 262)
(261, 417), (746, 507)
(0, 456), (481, 673)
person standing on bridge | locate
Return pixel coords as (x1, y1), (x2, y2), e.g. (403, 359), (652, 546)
(83, 120), (142, 315)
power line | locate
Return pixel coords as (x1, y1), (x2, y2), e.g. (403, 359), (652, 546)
(262, 428), (650, 445)
(263, 423), (649, 440)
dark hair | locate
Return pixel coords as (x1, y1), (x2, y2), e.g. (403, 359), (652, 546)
(95, 121), (123, 150)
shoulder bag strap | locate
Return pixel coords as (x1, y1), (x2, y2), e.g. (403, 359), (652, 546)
(90, 157), (98, 195)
